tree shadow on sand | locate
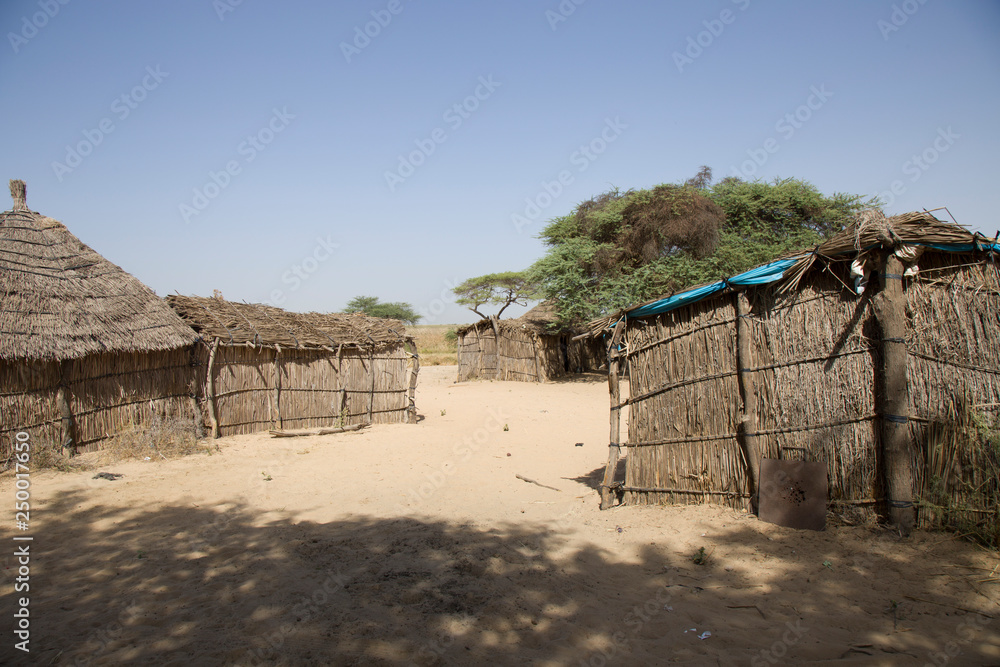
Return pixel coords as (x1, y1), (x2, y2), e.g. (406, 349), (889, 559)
(3, 488), (998, 666)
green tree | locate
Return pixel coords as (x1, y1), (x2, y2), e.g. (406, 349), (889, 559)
(528, 170), (877, 326)
(452, 271), (538, 319)
(344, 296), (421, 325)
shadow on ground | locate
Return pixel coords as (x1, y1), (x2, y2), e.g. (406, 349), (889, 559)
(2, 488), (998, 666)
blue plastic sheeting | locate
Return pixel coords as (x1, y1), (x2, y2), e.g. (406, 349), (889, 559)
(621, 240), (999, 321)
(626, 258), (801, 318)
(920, 242), (1000, 253)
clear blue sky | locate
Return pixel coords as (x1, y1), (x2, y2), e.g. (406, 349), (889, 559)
(2, 1), (997, 324)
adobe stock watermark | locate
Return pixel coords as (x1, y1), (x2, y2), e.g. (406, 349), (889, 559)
(340, 0), (411, 63)
(383, 75), (501, 193)
(178, 107), (295, 224)
(213, 0), (244, 21)
(728, 84), (832, 180)
(545, 0), (587, 31)
(241, 569), (356, 666)
(672, 0), (751, 74)
(511, 117), (627, 234)
(417, 277), (460, 324)
(262, 233), (340, 307)
(395, 407), (509, 510)
(878, 0), (930, 40)
(876, 126), (959, 209)
(7, 0), (71, 54)
(51, 66), (169, 183)
(750, 620), (810, 665)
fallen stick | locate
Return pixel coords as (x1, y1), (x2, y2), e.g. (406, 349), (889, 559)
(727, 604), (766, 619)
(516, 474), (561, 492)
(904, 595), (993, 618)
(269, 422), (370, 438)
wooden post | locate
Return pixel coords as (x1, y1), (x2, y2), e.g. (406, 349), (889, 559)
(531, 335), (542, 382)
(56, 362), (75, 455)
(734, 292), (762, 512)
(876, 253), (915, 535)
(489, 315), (503, 380)
(273, 346), (283, 430)
(206, 338), (220, 439)
(600, 320), (627, 509)
(367, 351), (376, 423)
(405, 339), (420, 424)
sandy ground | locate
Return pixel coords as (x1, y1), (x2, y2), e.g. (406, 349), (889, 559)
(2, 365), (999, 666)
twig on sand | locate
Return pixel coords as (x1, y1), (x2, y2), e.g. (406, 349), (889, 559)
(904, 595), (993, 618)
(269, 422), (369, 438)
(516, 474), (561, 492)
(727, 604), (766, 619)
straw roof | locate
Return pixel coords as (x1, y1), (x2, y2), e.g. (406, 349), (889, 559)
(457, 300), (576, 337)
(0, 180), (198, 362)
(587, 210), (997, 334)
(166, 294), (412, 351)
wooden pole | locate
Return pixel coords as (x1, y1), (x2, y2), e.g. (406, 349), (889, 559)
(206, 338), (220, 439)
(875, 253), (915, 535)
(405, 339), (420, 424)
(489, 315), (503, 380)
(531, 335), (542, 382)
(367, 351), (376, 423)
(57, 362), (75, 456)
(734, 292), (762, 512)
(273, 346), (283, 430)
(600, 320), (627, 510)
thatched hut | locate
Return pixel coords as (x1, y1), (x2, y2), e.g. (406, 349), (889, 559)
(590, 211), (1000, 533)
(0, 180), (201, 461)
(167, 295), (418, 436)
(456, 302), (604, 383)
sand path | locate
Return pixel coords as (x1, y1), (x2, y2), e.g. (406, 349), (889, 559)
(1, 366), (998, 665)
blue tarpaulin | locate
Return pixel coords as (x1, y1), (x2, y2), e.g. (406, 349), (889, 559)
(626, 258), (801, 318)
(621, 239), (999, 320)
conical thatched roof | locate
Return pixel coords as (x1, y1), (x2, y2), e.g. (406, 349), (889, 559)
(0, 180), (198, 361)
(166, 294), (412, 351)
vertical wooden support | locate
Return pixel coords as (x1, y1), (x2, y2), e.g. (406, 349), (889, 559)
(531, 335), (542, 382)
(405, 339), (420, 424)
(205, 338), (220, 439)
(367, 351), (376, 423)
(876, 253), (915, 535)
(489, 315), (503, 380)
(57, 361), (75, 456)
(734, 292), (762, 512)
(273, 346), (283, 430)
(600, 320), (627, 509)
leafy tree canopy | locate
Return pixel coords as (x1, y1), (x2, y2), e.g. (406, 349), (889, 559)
(452, 271), (539, 320)
(344, 296), (421, 325)
(528, 167), (877, 326)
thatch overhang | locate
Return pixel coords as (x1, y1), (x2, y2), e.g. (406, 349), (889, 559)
(457, 300), (581, 337)
(586, 210), (999, 335)
(166, 294), (412, 353)
(0, 180), (199, 362)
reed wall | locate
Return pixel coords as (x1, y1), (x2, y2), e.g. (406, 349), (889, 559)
(205, 343), (413, 436)
(616, 253), (1000, 527)
(458, 322), (604, 383)
(0, 348), (199, 462)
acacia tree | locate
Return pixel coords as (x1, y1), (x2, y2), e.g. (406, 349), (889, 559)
(344, 296), (421, 325)
(452, 271), (538, 320)
(528, 169), (877, 326)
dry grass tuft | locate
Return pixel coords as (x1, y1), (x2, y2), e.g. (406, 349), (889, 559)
(98, 414), (212, 464)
